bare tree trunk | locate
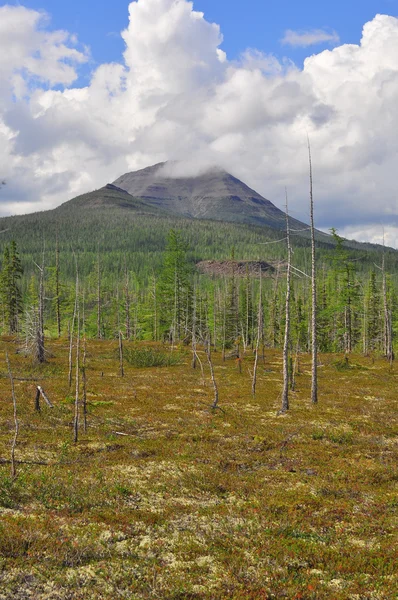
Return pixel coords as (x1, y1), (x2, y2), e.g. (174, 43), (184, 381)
(308, 138), (318, 404)
(81, 292), (87, 432)
(6, 352), (18, 479)
(362, 292), (368, 355)
(388, 309), (394, 367)
(124, 263), (131, 340)
(119, 330), (124, 377)
(68, 299), (77, 389)
(381, 251), (393, 362)
(213, 288), (217, 351)
(245, 266), (250, 351)
(82, 336), (87, 432)
(205, 337), (219, 409)
(291, 339), (300, 391)
(222, 281), (227, 362)
(192, 283), (197, 369)
(195, 350), (206, 386)
(152, 274), (158, 342)
(73, 262), (80, 443)
(35, 386), (54, 411)
(281, 193), (292, 413)
(36, 250), (45, 364)
(35, 387), (41, 412)
(173, 267), (178, 345)
(55, 234), (61, 338)
(252, 269), (262, 396)
(97, 246), (102, 339)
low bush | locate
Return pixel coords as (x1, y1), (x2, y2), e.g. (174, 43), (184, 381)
(124, 346), (184, 367)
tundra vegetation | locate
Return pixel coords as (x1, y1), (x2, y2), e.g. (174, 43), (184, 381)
(0, 339), (397, 599)
(0, 211), (397, 598)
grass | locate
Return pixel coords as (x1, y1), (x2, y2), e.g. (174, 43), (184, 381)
(0, 340), (397, 599)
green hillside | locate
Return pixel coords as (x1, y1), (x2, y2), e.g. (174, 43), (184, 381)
(0, 182), (396, 354)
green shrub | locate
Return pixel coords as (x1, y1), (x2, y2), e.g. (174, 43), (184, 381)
(0, 472), (19, 509)
(124, 346), (184, 368)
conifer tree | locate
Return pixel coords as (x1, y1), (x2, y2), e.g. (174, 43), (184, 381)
(224, 248), (239, 349)
(366, 270), (381, 352)
(159, 230), (192, 342)
(0, 241), (23, 334)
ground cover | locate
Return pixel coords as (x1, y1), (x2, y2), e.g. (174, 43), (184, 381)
(0, 340), (397, 599)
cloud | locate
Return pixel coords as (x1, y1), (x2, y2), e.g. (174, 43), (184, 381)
(339, 225), (398, 249)
(0, 5), (88, 103)
(0, 3), (397, 247)
(281, 28), (340, 48)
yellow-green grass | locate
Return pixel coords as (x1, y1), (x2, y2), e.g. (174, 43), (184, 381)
(0, 340), (397, 599)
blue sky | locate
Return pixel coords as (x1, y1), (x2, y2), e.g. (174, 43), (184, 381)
(8, 0), (398, 84)
(1, 0), (398, 245)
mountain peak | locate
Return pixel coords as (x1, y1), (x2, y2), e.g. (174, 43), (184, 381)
(112, 162), (302, 229)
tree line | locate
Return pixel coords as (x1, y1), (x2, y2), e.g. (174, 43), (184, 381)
(0, 229), (395, 360)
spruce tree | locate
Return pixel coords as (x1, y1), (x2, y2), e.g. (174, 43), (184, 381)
(0, 241), (23, 334)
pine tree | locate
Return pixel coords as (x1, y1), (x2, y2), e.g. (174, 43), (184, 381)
(0, 241), (23, 334)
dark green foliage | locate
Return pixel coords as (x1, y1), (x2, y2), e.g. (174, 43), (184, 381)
(0, 201), (396, 355)
(158, 230), (193, 342)
(0, 241), (23, 334)
(366, 270), (381, 351)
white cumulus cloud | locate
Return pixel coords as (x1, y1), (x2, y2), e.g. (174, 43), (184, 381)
(0, 2), (397, 247)
(281, 28), (340, 47)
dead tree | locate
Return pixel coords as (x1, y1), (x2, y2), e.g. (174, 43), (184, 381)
(68, 301), (77, 389)
(35, 251), (45, 364)
(124, 261), (131, 340)
(205, 336), (219, 409)
(97, 245), (102, 339)
(119, 330), (124, 377)
(34, 386), (54, 412)
(192, 283), (197, 369)
(151, 274), (158, 342)
(252, 268), (262, 397)
(281, 192), (292, 413)
(222, 279), (227, 362)
(308, 138), (318, 404)
(80, 292), (88, 432)
(82, 335), (88, 432)
(6, 352), (18, 479)
(55, 234), (61, 338)
(381, 248), (394, 364)
(73, 259), (80, 443)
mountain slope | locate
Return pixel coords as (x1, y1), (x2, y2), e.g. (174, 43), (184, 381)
(55, 184), (160, 214)
(113, 163), (310, 231)
(0, 163), (396, 288)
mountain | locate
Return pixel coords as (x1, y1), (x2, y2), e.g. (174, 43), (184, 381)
(0, 162), (396, 288)
(113, 162), (310, 231)
(55, 183), (160, 214)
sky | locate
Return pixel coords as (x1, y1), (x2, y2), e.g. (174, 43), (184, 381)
(1, 0), (398, 246)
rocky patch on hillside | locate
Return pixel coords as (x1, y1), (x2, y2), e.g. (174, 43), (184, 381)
(196, 259), (275, 277)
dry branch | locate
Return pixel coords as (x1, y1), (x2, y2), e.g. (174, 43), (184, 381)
(35, 386), (54, 411)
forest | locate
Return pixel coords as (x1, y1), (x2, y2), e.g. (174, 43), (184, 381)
(0, 202), (397, 599)
(0, 213), (396, 359)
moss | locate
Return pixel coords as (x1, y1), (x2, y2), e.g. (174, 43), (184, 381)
(0, 339), (396, 599)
